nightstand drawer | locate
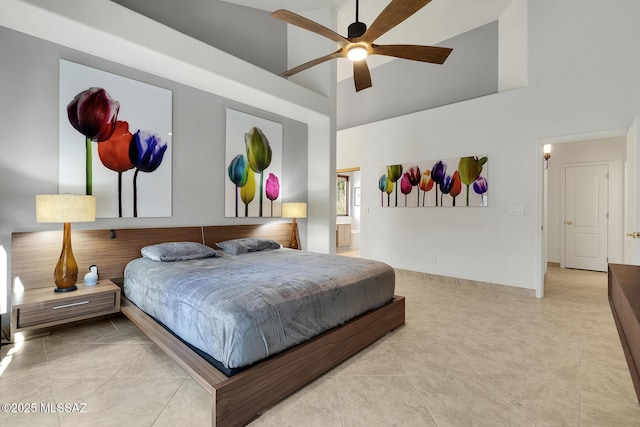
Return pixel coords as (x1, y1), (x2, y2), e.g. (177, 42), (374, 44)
(17, 292), (117, 328)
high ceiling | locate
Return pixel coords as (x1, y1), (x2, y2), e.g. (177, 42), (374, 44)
(110, 0), (513, 128)
(221, 0), (350, 12)
(113, 0), (511, 79)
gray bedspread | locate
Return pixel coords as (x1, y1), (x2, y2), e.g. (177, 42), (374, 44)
(124, 249), (395, 369)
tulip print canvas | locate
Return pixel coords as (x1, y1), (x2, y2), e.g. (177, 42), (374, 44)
(378, 156), (488, 207)
(59, 60), (172, 218)
(225, 109), (283, 217)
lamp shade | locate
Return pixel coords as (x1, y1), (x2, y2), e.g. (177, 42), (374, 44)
(281, 202), (307, 219)
(36, 194), (96, 223)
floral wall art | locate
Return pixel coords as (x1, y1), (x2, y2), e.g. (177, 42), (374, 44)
(378, 156), (488, 207)
(225, 109), (283, 217)
(59, 60), (172, 218)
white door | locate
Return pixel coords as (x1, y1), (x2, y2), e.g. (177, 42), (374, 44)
(625, 117), (640, 264)
(564, 164), (608, 271)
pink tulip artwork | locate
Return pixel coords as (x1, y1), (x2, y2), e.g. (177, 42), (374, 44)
(265, 173), (280, 217)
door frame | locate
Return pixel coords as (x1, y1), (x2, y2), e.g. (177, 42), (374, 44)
(559, 161), (611, 270)
(624, 117), (639, 264)
(537, 128), (627, 298)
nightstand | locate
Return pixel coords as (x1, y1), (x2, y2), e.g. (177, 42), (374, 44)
(10, 280), (121, 341)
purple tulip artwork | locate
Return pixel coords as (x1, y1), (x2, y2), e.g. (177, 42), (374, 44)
(473, 176), (489, 206)
(379, 155), (488, 208)
(225, 109), (283, 218)
(59, 60), (172, 218)
(431, 160), (447, 207)
(129, 130), (168, 217)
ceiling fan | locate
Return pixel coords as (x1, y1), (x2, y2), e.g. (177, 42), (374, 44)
(271, 0), (453, 92)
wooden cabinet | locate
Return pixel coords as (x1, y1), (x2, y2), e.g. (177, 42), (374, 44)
(336, 224), (351, 247)
(11, 280), (121, 340)
(608, 264), (640, 404)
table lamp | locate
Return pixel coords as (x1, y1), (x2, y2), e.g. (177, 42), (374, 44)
(281, 202), (307, 250)
(36, 194), (96, 292)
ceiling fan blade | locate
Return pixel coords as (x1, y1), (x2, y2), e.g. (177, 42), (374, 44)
(272, 9), (350, 47)
(371, 44), (453, 64)
(280, 49), (345, 78)
(353, 60), (372, 92)
(362, 0), (432, 44)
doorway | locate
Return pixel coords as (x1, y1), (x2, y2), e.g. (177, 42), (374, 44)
(562, 163), (609, 271)
(539, 131), (627, 297)
(336, 167), (361, 257)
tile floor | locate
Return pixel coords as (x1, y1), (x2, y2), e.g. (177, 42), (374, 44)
(1, 265), (639, 426)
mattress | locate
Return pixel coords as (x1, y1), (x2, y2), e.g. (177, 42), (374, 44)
(124, 249), (395, 369)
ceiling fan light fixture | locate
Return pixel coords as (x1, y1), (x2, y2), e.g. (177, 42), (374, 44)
(347, 46), (368, 61)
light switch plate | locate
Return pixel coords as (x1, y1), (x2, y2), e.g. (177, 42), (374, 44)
(509, 206), (524, 215)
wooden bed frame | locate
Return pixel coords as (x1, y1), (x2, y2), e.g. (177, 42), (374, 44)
(12, 224), (405, 426)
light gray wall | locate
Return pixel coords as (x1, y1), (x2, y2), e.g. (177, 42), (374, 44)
(0, 26), (308, 322)
(110, 0), (288, 74)
(337, 21), (499, 130)
(337, 0), (640, 294)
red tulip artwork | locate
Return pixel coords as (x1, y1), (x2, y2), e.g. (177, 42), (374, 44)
(378, 155), (488, 208)
(59, 60), (172, 218)
(97, 120), (133, 217)
(450, 171), (462, 206)
(67, 87), (119, 195)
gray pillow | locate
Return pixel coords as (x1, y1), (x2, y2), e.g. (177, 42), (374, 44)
(141, 242), (219, 262)
(216, 238), (281, 255)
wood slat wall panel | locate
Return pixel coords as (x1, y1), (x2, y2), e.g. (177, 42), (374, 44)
(12, 224), (293, 291)
(203, 223), (292, 249)
(12, 227), (204, 290)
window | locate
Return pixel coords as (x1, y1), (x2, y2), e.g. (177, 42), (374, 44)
(337, 175), (349, 216)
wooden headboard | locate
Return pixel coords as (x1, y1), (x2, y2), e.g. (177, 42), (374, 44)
(12, 223), (292, 291)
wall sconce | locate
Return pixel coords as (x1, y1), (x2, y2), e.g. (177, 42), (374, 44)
(36, 194), (96, 292)
(281, 202), (307, 250)
(543, 144), (552, 169)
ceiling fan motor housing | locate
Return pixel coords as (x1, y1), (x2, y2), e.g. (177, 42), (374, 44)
(348, 21), (367, 39)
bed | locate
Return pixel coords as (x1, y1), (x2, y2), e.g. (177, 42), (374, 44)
(11, 224), (405, 426)
(124, 245), (396, 374)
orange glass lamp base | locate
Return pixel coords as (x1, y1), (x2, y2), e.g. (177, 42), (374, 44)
(54, 222), (78, 293)
(289, 218), (301, 250)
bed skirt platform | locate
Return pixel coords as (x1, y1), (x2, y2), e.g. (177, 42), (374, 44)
(121, 295), (405, 426)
